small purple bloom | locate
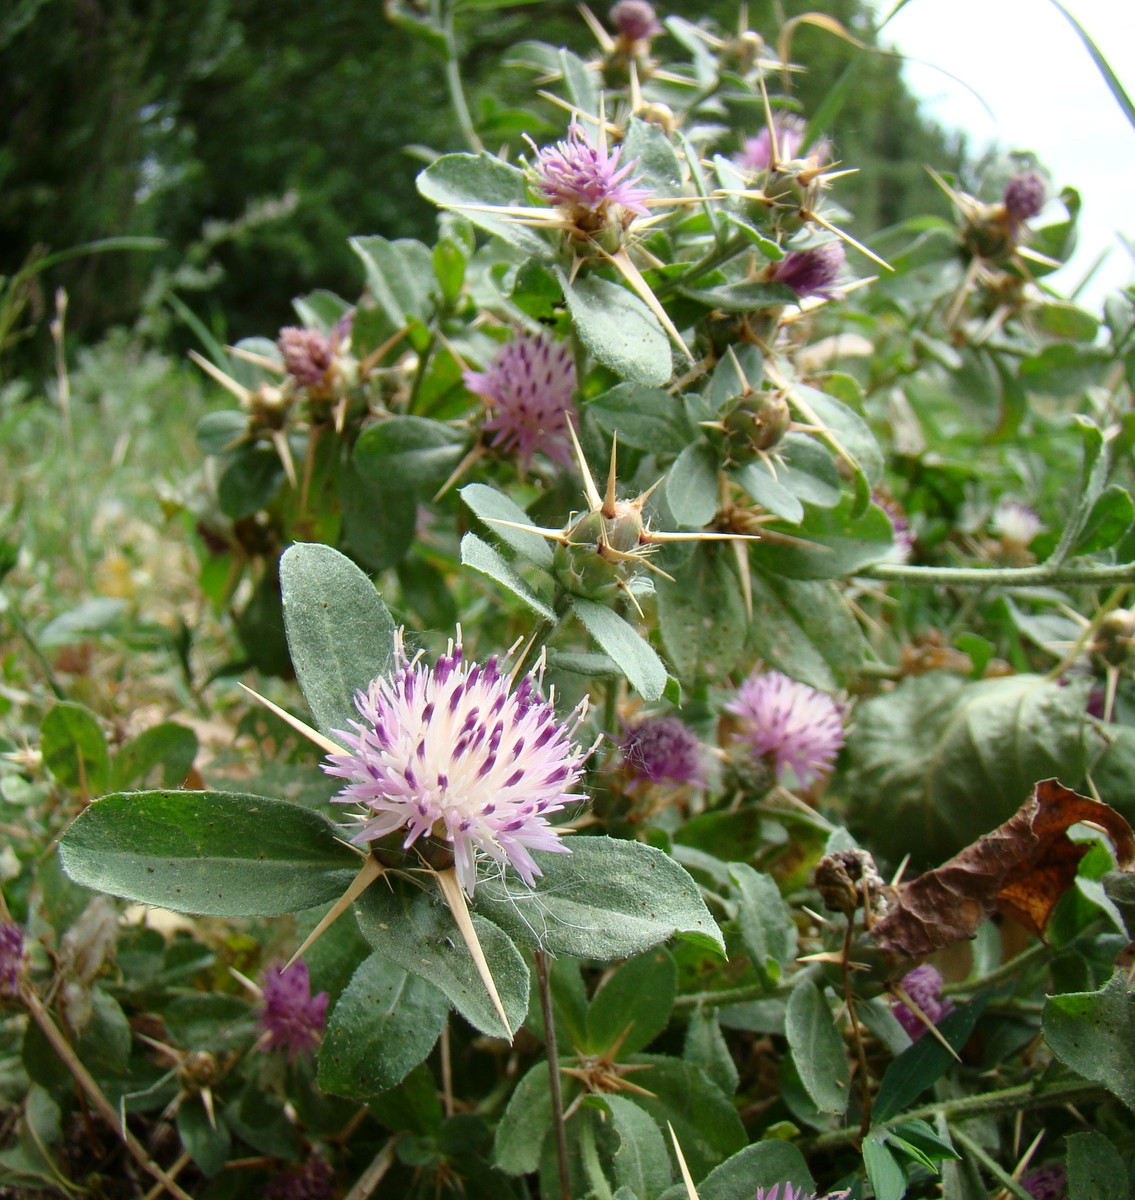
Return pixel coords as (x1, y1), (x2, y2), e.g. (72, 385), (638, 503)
(727, 670), (845, 788)
(258, 961), (329, 1061)
(0, 923), (24, 998)
(892, 964), (955, 1041)
(737, 115), (807, 173)
(278, 327), (336, 390)
(991, 500), (1043, 549)
(265, 1156), (334, 1200)
(463, 334), (579, 471)
(1003, 171), (1046, 225)
(768, 241), (845, 299)
(533, 120), (651, 219)
(619, 715), (705, 791)
(753, 1185), (817, 1200)
(610, 0), (663, 41)
(1021, 1166), (1066, 1200)
(873, 491), (915, 563)
(324, 632), (589, 897)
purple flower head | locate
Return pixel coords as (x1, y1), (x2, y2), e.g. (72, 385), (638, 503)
(619, 715), (705, 791)
(610, 0), (663, 41)
(1003, 171), (1046, 225)
(768, 241), (845, 299)
(736, 115), (807, 173)
(727, 670), (845, 788)
(258, 961), (329, 1061)
(463, 334), (579, 471)
(753, 1185), (817, 1200)
(265, 1156), (334, 1200)
(324, 631), (589, 897)
(532, 120), (651, 220)
(1, 923), (24, 998)
(278, 327), (336, 390)
(1021, 1166), (1067, 1200)
(892, 964), (955, 1041)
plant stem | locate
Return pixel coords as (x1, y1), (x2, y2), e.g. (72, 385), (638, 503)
(19, 981), (194, 1200)
(940, 939), (1050, 996)
(801, 1078), (1106, 1154)
(674, 980), (781, 1008)
(536, 949), (572, 1200)
(342, 1138), (398, 1200)
(655, 232), (752, 299)
(441, 3), (482, 153)
(860, 561), (1135, 588)
(951, 1127), (1035, 1200)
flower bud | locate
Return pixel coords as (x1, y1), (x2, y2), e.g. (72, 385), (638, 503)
(767, 241), (845, 299)
(1095, 609), (1135, 668)
(610, 0), (662, 43)
(1003, 171), (1046, 225)
(815, 848), (884, 915)
(722, 390), (791, 463)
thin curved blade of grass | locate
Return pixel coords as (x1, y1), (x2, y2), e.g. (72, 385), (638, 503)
(1048, 0), (1135, 131)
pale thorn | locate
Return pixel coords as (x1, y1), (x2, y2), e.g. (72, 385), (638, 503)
(484, 516), (570, 543)
(890, 853), (911, 890)
(433, 866), (513, 1040)
(238, 682), (344, 757)
(732, 536), (754, 621)
(601, 246), (693, 361)
(358, 325), (410, 376)
(804, 209), (893, 272)
(669, 1123), (701, 1200)
(188, 350), (254, 404)
(333, 394), (348, 435)
(801, 904), (839, 930)
(577, 3), (615, 53)
(635, 474), (665, 507)
(1016, 245), (1063, 269)
(201, 1086), (218, 1131)
(643, 529), (762, 543)
(796, 951), (872, 970)
(566, 418), (603, 511)
(889, 982), (961, 1062)
(228, 965), (263, 998)
(270, 429), (298, 491)
(756, 68), (780, 167)
(285, 855), (386, 971)
(604, 433), (619, 516)
(226, 344), (286, 374)
(535, 93), (620, 147)
(619, 580), (647, 619)
(725, 344), (748, 393)
(763, 358), (856, 478)
(434, 443), (485, 502)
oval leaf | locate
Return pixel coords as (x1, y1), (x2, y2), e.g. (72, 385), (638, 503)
(572, 598), (667, 700)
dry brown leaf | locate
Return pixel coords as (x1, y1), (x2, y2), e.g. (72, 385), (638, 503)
(871, 778), (1135, 961)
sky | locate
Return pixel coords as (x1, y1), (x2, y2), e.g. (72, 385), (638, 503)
(873, 0), (1135, 314)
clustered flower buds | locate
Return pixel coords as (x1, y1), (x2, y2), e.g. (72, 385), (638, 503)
(463, 333), (579, 471)
(728, 669), (846, 787)
(891, 964), (955, 1041)
(258, 961), (329, 1061)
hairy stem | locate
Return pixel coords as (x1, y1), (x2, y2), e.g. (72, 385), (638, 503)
(536, 949), (572, 1200)
(441, 3), (482, 153)
(860, 560), (1135, 588)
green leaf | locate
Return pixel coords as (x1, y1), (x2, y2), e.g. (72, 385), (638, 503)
(1043, 972), (1135, 1110)
(732, 462), (804, 524)
(494, 1061), (554, 1174)
(319, 953), (448, 1099)
(585, 948), (676, 1056)
(588, 383), (692, 455)
(339, 458), (417, 572)
(177, 1100), (232, 1177)
(557, 47), (598, 115)
(353, 883), (529, 1038)
(728, 864), (797, 988)
(885, 1120), (958, 1169)
(1032, 300), (1100, 342)
(684, 1007), (740, 1098)
(164, 994), (254, 1052)
(292, 288), (351, 332)
(786, 978), (850, 1115)
(573, 598), (667, 700)
(40, 702), (109, 793)
(58, 790), (360, 916)
(417, 154), (549, 256)
(1066, 1131), (1130, 1200)
(747, 572), (867, 689)
(656, 544), (746, 683)
(589, 1094), (673, 1198)
(873, 998), (989, 1122)
(750, 497), (894, 580)
(864, 1133), (908, 1200)
(461, 482), (555, 568)
(623, 116), (685, 198)
(111, 723), (198, 790)
(39, 596), (128, 647)
(217, 443), (285, 520)
(476, 836), (725, 959)
(350, 235), (434, 327)
(1019, 343), (1110, 396)
(558, 268), (672, 387)
(353, 416), (467, 492)
(666, 442), (719, 527)
(460, 533), (556, 620)
(280, 542), (397, 741)
(845, 672), (1091, 864)
(1072, 484), (1134, 556)
(796, 383), (884, 491)
(658, 1140), (813, 1200)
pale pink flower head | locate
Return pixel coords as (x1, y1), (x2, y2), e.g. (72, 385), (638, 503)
(619, 715), (705, 791)
(991, 500), (1043, 550)
(610, 0), (663, 42)
(727, 669), (845, 787)
(753, 1185), (817, 1200)
(532, 120), (651, 221)
(1, 923), (24, 998)
(323, 632), (589, 897)
(768, 241), (845, 299)
(892, 964), (954, 1041)
(737, 115), (807, 173)
(463, 334), (578, 471)
(258, 961), (329, 1061)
